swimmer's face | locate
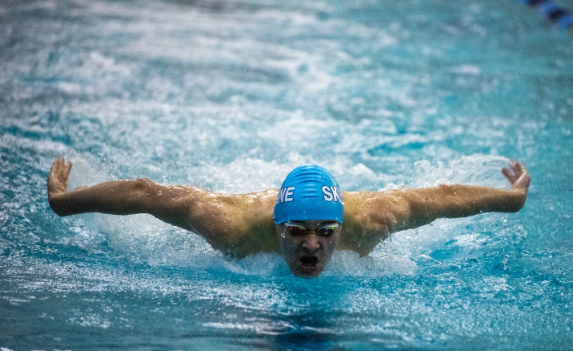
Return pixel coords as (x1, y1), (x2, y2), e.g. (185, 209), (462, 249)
(276, 220), (341, 277)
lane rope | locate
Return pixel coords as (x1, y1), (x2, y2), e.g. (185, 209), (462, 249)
(515, 0), (573, 33)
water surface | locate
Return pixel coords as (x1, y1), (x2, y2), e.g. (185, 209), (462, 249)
(1, 0), (573, 350)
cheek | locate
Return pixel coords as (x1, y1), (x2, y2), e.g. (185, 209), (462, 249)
(285, 239), (299, 253)
(324, 233), (340, 251)
(324, 240), (336, 252)
(277, 235), (297, 254)
(279, 239), (300, 269)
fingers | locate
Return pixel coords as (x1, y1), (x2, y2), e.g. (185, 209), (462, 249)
(48, 159), (63, 194)
(517, 163), (526, 176)
(510, 160), (524, 175)
(503, 160), (530, 191)
(50, 158), (63, 178)
(49, 159), (58, 175)
(502, 167), (516, 183)
(63, 160), (73, 181)
(503, 160), (527, 179)
(50, 158), (72, 178)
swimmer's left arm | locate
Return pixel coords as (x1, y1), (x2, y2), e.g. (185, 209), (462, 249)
(383, 161), (530, 232)
(343, 161), (530, 243)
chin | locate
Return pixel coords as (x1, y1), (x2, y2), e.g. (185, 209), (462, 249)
(290, 260), (325, 277)
(297, 271), (323, 278)
(292, 269), (323, 277)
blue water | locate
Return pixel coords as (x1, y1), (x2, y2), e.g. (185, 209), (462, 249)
(1, 0), (573, 350)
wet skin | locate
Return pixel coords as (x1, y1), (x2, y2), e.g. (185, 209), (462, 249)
(48, 158), (530, 277)
(276, 220), (341, 277)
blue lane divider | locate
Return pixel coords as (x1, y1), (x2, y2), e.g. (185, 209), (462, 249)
(516, 0), (573, 32)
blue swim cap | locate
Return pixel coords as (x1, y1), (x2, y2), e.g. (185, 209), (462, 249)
(273, 164), (344, 224)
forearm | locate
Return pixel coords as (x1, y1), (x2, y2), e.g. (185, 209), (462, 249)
(48, 179), (152, 216)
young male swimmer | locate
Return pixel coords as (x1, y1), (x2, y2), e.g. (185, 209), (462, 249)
(47, 159), (530, 277)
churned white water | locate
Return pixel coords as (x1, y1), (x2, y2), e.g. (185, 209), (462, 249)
(1, 0), (572, 350)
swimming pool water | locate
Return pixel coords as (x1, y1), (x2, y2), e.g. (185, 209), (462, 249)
(1, 0), (573, 350)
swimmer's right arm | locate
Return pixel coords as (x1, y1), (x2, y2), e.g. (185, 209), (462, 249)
(47, 159), (275, 252)
(47, 159), (198, 229)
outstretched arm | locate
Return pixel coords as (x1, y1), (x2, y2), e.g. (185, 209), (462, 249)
(340, 161), (530, 253)
(392, 161), (529, 232)
(386, 161), (528, 231)
(47, 159), (206, 228)
(47, 158), (278, 256)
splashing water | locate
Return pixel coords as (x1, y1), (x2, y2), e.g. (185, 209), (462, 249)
(1, 0), (572, 350)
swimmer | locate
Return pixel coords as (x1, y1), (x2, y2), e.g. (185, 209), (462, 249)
(47, 159), (530, 277)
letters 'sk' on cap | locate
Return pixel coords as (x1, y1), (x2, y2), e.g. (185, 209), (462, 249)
(273, 164), (344, 224)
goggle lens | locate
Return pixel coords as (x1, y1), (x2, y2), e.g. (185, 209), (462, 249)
(286, 225), (307, 236)
(285, 222), (339, 237)
(318, 226), (335, 237)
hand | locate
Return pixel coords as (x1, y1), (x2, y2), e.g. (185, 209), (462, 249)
(47, 158), (73, 200)
(502, 161), (530, 194)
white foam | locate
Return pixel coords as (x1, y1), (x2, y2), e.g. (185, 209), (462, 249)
(0, 134), (67, 155)
(454, 65), (481, 76)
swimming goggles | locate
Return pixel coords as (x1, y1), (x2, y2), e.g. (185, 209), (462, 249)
(284, 222), (340, 237)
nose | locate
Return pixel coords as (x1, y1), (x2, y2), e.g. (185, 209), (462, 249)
(301, 233), (320, 253)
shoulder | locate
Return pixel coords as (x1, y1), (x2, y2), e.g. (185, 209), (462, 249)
(183, 188), (279, 257)
(342, 191), (409, 228)
(230, 189), (279, 255)
(337, 191), (392, 254)
(338, 190), (416, 254)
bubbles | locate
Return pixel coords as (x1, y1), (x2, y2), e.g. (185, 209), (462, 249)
(325, 248), (416, 277)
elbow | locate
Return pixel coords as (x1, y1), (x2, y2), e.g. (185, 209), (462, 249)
(132, 178), (155, 212)
(133, 178), (153, 191)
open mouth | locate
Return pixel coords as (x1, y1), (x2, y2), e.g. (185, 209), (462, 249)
(300, 256), (319, 268)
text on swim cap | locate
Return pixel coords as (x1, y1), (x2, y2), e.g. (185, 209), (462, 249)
(277, 187), (295, 203)
(276, 186), (343, 204)
(322, 186), (342, 202)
